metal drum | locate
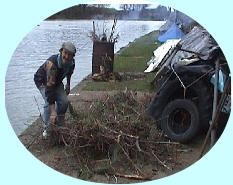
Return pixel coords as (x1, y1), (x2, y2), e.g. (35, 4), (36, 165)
(92, 41), (114, 75)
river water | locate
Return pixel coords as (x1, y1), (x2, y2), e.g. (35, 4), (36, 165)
(5, 20), (164, 136)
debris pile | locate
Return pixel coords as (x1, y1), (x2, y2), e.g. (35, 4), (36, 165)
(46, 91), (184, 180)
(92, 62), (122, 82)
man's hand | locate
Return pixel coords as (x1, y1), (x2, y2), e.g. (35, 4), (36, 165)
(65, 84), (70, 95)
(50, 114), (57, 124)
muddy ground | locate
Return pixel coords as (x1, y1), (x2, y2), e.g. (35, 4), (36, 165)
(18, 75), (210, 184)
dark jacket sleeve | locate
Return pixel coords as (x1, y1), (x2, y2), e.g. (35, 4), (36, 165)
(45, 60), (57, 104)
(67, 60), (75, 77)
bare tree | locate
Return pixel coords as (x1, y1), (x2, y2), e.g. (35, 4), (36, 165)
(120, 4), (128, 11)
(120, 4), (149, 11)
(92, 4), (111, 8)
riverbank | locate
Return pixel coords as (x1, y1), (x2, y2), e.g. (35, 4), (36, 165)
(6, 20), (163, 136)
(18, 31), (207, 183)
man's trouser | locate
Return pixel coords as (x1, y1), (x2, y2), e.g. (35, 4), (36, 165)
(38, 83), (68, 130)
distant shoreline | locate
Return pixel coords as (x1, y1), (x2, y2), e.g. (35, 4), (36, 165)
(46, 4), (169, 21)
(44, 19), (164, 22)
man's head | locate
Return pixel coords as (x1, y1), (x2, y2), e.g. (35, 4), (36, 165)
(60, 42), (76, 64)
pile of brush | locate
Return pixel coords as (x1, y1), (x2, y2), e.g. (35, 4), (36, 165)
(46, 91), (183, 179)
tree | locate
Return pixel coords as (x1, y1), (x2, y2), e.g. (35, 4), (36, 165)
(91, 4), (111, 8)
(120, 4), (149, 11)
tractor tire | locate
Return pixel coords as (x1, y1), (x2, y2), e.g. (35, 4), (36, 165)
(148, 77), (213, 131)
(161, 99), (200, 143)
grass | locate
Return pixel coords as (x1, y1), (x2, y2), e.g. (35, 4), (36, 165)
(83, 73), (155, 91)
(82, 30), (161, 91)
(114, 31), (160, 72)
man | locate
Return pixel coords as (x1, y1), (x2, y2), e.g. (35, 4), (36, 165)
(34, 42), (76, 137)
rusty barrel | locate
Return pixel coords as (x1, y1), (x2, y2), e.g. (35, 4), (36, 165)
(92, 41), (114, 75)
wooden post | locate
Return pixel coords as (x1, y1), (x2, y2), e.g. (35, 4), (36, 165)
(210, 59), (220, 147)
(199, 77), (231, 158)
(93, 21), (96, 40)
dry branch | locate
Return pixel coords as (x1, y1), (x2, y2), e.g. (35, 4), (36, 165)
(89, 19), (119, 43)
(116, 140), (144, 176)
(151, 151), (172, 171)
(113, 173), (152, 181)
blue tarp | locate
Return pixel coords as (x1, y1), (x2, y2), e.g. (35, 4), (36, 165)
(158, 23), (185, 42)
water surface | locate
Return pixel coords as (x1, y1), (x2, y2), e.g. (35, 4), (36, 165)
(5, 20), (164, 135)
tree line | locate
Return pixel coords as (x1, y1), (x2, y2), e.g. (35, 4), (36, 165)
(46, 4), (171, 21)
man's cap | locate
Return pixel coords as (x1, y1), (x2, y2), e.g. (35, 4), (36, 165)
(61, 42), (76, 55)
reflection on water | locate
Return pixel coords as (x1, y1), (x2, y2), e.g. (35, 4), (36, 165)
(5, 20), (164, 135)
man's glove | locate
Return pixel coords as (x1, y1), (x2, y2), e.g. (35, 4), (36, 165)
(65, 84), (70, 95)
